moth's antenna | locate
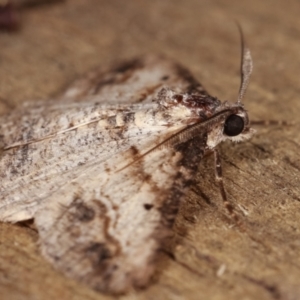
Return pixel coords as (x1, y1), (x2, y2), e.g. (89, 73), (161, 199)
(236, 24), (253, 104)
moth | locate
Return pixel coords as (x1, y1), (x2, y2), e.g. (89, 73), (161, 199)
(0, 33), (253, 294)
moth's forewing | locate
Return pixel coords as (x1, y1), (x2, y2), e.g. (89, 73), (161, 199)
(0, 56), (209, 222)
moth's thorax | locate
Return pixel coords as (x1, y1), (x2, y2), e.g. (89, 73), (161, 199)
(156, 88), (221, 123)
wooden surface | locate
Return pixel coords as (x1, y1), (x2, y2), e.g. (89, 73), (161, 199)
(1, 0), (300, 299)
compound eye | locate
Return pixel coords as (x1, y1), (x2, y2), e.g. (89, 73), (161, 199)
(224, 115), (244, 136)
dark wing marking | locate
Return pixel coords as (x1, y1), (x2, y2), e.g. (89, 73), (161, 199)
(61, 55), (208, 103)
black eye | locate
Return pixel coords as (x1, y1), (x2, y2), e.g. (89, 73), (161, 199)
(224, 115), (244, 136)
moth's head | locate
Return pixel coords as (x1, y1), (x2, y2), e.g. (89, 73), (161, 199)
(208, 26), (255, 147)
(223, 105), (253, 142)
(206, 103), (255, 149)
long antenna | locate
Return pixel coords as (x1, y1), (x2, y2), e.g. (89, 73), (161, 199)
(236, 24), (253, 104)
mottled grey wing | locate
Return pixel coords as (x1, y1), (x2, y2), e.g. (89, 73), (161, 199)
(0, 55), (207, 148)
(0, 107), (177, 222)
(0, 55), (208, 222)
(34, 134), (207, 294)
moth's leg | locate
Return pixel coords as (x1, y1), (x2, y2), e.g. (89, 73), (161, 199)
(213, 148), (239, 223)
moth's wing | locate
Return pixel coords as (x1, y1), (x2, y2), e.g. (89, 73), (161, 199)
(0, 55), (209, 222)
(0, 110), (179, 222)
(1, 55), (211, 292)
(0, 56), (207, 147)
(34, 134), (207, 294)
(60, 55), (208, 104)
(0, 55), (208, 149)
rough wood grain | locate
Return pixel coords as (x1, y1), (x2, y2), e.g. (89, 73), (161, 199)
(0, 0), (299, 299)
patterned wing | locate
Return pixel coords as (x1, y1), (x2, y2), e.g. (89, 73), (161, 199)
(35, 133), (207, 294)
(0, 56), (209, 223)
(0, 55), (207, 148)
